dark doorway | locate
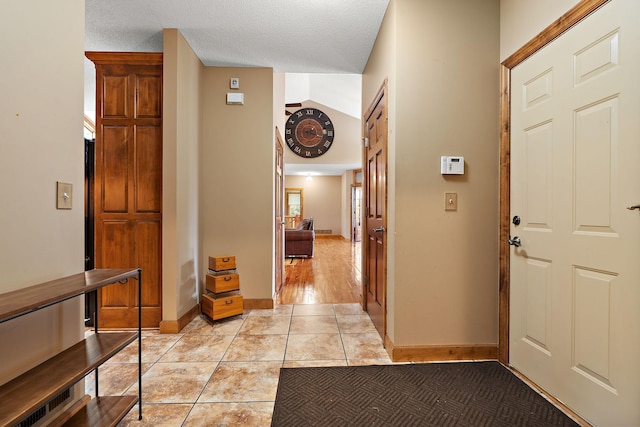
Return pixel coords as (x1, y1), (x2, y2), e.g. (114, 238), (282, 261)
(84, 137), (96, 326)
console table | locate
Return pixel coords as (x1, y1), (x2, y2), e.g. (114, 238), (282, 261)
(0, 268), (142, 426)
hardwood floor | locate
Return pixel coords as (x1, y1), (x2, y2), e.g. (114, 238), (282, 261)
(277, 237), (362, 305)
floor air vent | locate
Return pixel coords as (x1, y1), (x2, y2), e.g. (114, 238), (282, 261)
(315, 229), (332, 235)
(16, 387), (71, 427)
(49, 388), (71, 411)
(16, 405), (46, 427)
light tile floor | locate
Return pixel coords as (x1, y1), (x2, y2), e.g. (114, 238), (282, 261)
(85, 303), (395, 426)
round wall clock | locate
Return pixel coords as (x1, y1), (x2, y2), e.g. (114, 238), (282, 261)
(284, 108), (335, 158)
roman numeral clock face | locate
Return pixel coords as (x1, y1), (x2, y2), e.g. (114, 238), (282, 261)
(285, 108), (335, 158)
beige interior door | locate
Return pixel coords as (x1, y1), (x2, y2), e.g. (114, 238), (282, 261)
(509, 1), (640, 425)
(364, 84), (387, 338)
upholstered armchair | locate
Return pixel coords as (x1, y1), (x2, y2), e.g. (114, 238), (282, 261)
(285, 218), (314, 257)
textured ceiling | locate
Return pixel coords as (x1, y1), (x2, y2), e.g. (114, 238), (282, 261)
(85, 0), (389, 176)
(85, 0), (390, 73)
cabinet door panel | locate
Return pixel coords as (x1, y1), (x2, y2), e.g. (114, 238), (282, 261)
(135, 125), (162, 213)
(136, 75), (162, 118)
(103, 75), (129, 118)
(99, 220), (131, 308)
(101, 126), (129, 213)
(135, 220), (161, 307)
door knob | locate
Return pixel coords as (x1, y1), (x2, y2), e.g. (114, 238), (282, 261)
(508, 236), (521, 247)
(373, 227), (385, 233)
(627, 205), (640, 211)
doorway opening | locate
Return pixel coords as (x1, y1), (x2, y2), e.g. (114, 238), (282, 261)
(351, 169), (363, 242)
(84, 137), (96, 327)
(277, 73), (364, 307)
(277, 175), (363, 306)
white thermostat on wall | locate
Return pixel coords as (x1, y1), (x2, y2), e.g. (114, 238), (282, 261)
(441, 156), (465, 175)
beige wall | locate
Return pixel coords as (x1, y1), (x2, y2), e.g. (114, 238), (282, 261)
(500, 0), (581, 61)
(284, 175), (343, 235)
(273, 72), (285, 289)
(363, 0), (398, 336)
(282, 101), (362, 172)
(0, 0), (85, 387)
(162, 29), (203, 322)
(200, 67), (274, 300)
(363, 0), (500, 346)
(274, 73), (285, 137)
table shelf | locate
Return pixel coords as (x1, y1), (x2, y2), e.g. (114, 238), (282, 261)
(0, 269), (142, 425)
(64, 395), (138, 427)
(0, 269), (139, 324)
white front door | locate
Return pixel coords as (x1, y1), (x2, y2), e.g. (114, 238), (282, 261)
(509, 1), (640, 425)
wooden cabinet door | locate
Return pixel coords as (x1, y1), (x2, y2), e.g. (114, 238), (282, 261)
(87, 52), (163, 329)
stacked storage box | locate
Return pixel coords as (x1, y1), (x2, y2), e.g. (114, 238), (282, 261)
(201, 255), (244, 321)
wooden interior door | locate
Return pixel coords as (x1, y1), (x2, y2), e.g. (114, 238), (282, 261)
(509, 1), (640, 424)
(364, 83), (388, 338)
(275, 128), (285, 293)
(87, 52), (163, 329)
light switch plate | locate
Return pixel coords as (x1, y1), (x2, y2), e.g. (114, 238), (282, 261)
(445, 192), (457, 211)
(57, 182), (72, 209)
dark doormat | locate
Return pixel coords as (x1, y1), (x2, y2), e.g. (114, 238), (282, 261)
(271, 361), (581, 426)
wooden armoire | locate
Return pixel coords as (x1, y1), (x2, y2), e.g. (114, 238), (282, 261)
(86, 52), (162, 329)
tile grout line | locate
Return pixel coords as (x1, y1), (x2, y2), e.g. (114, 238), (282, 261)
(333, 305), (351, 366)
(188, 312), (248, 409)
(280, 305), (294, 367)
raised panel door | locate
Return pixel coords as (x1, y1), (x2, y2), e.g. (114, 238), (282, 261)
(88, 52), (163, 329)
(364, 84), (387, 339)
(509, 2), (640, 424)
